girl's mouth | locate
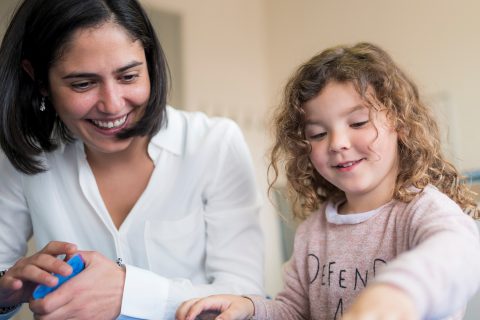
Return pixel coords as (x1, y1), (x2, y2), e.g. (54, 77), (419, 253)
(333, 159), (364, 171)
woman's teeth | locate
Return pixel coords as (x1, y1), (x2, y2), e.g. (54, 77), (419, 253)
(92, 115), (127, 129)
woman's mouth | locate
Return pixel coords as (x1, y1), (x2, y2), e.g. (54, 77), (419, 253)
(90, 114), (128, 129)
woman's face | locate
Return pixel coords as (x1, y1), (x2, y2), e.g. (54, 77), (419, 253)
(47, 21), (151, 156)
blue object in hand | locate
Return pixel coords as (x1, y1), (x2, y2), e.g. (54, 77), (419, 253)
(32, 254), (85, 300)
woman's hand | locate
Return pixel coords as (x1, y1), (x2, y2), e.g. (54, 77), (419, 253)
(342, 284), (419, 320)
(29, 250), (125, 320)
(0, 241), (77, 308)
(176, 294), (254, 320)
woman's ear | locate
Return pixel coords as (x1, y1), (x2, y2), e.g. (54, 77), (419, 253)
(21, 59), (35, 80)
(22, 59), (48, 96)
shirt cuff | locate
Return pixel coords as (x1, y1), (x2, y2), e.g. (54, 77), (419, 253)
(245, 295), (267, 320)
(120, 265), (170, 319)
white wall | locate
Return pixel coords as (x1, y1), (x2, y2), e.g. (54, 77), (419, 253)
(264, 0), (480, 171)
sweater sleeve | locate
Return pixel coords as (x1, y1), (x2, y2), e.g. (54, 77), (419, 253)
(372, 188), (480, 319)
(248, 219), (314, 320)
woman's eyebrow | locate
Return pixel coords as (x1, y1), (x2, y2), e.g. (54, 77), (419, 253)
(61, 61), (144, 79)
(62, 72), (98, 80)
(115, 61), (143, 73)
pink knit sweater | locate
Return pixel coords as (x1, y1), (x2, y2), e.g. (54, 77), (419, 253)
(249, 186), (480, 319)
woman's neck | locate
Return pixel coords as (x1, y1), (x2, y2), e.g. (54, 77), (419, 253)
(84, 136), (151, 169)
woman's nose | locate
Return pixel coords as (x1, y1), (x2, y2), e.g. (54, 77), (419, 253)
(97, 82), (124, 114)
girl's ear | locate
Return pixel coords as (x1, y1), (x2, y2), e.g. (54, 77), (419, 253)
(21, 59), (48, 96)
(397, 125), (409, 141)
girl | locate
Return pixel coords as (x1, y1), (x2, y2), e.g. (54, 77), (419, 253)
(176, 43), (480, 320)
(0, 0), (264, 319)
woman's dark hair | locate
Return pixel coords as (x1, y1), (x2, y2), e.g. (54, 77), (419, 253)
(0, 0), (169, 174)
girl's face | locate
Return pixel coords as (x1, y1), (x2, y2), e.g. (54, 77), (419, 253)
(47, 22), (151, 156)
(304, 81), (399, 212)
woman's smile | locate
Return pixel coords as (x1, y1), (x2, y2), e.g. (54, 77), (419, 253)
(47, 21), (151, 155)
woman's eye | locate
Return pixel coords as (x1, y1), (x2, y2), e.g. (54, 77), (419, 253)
(121, 74), (139, 82)
(71, 81), (94, 91)
(350, 120), (369, 128)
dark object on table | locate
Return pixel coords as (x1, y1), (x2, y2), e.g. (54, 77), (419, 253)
(195, 310), (221, 320)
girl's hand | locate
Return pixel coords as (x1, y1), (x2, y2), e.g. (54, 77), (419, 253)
(0, 241), (77, 308)
(176, 294), (254, 320)
(29, 251), (125, 320)
(342, 284), (419, 320)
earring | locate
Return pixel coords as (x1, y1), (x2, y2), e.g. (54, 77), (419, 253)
(40, 96), (46, 112)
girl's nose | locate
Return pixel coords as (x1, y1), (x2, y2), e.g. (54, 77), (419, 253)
(329, 130), (351, 152)
(97, 82), (124, 114)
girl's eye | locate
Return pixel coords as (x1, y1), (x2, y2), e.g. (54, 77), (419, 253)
(308, 132), (327, 140)
(350, 120), (369, 128)
(71, 81), (94, 91)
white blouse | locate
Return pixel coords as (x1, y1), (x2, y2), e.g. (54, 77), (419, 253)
(0, 106), (264, 319)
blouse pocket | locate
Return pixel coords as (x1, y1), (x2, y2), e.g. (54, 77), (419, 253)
(144, 212), (206, 277)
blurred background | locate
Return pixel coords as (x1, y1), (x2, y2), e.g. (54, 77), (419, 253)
(1, 0), (479, 318)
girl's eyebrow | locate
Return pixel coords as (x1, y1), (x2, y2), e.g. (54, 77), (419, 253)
(305, 104), (366, 126)
(341, 104), (366, 117)
(61, 61), (143, 79)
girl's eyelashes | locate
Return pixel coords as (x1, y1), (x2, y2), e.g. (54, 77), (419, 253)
(350, 120), (369, 128)
(306, 120), (369, 139)
(307, 132), (327, 140)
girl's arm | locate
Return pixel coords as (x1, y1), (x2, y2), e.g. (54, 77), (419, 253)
(369, 189), (480, 318)
(176, 263), (311, 320)
(176, 294), (255, 320)
(342, 283), (418, 319)
(177, 217), (314, 320)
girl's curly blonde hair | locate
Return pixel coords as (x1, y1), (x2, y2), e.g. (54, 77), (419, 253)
(269, 42), (478, 220)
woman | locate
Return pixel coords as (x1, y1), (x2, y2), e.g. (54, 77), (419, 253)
(0, 0), (264, 319)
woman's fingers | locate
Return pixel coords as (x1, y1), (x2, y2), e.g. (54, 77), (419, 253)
(0, 275), (23, 291)
(40, 241), (77, 257)
(0, 241), (79, 307)
(31, 251), (124, 320)
(4, 242), (77, 289)
(10, 254), (72, 286)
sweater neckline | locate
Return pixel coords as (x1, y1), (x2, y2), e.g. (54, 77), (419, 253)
(325, 200), (393, 225)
